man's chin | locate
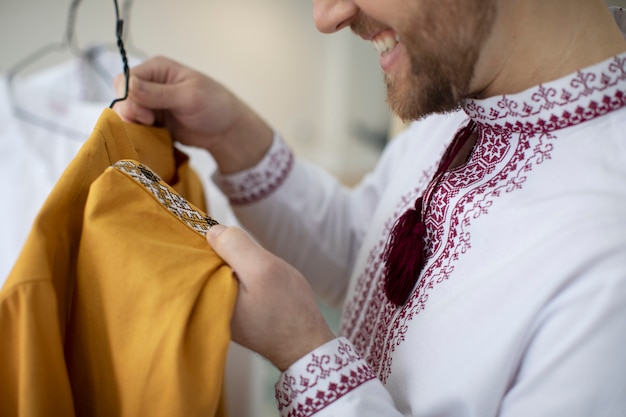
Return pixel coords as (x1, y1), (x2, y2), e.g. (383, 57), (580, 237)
(385, 78), (463, 122)
(384, 76), (418, 122)
(385, 89), (433, 122)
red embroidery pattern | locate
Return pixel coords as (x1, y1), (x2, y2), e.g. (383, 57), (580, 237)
(217, 140), (294, 205)
(465, 55), (626, 125)
(340, 55), (626, 383)
(339, 169), (436, 356)
(275, 339), (375, 417)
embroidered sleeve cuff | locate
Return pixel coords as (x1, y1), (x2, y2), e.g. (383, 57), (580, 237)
(274, 337), (376, 417)
(212, 132), (294, 206)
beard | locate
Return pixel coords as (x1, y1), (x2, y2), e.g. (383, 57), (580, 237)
(354, 1), (497, 122)
(384, 56), (461, 122)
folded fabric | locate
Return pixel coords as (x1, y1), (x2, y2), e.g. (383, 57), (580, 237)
(0, 109), (237, 417)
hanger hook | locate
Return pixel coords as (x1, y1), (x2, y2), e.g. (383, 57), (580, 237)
(109, 0), (130, 109)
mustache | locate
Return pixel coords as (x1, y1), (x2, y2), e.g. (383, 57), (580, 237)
(350, 12), (387, 38)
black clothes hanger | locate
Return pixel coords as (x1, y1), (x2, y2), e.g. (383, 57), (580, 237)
(85, 0), (146, 90)
(120, 0), (146, 56)
(109, 0), (130, 108)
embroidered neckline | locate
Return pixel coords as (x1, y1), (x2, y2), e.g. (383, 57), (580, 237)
(112, 160), (218, 236)
(462, 53), (626, 133)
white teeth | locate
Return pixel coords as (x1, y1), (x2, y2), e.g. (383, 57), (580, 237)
(372, 34), (398, 56)
(384, 36), (396, 52)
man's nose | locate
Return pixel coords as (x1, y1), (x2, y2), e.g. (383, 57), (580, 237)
(313, 0), (359, 33)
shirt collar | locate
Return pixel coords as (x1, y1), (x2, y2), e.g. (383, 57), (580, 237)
(461, 52), (626, 134)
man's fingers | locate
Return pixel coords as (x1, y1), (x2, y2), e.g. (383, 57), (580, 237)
(127, 55), (186, 84)
(207, 225), (268, 279)
(112, 57), (190, 124)
(112, 73), (155, 124)
(124, 57), (190, 109)
(119, 74), (181, 111)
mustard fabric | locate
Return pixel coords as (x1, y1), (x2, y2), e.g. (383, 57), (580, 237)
(0, 109), (237, 417)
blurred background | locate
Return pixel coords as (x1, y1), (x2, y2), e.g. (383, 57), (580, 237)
(1, 1), (625, 416)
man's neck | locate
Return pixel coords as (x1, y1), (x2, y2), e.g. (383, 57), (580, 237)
(471, 0), (626, 99)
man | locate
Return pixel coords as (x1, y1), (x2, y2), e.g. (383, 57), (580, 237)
(115, 0), (626, 415)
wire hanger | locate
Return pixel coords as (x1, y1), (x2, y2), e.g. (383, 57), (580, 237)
(121, 0), (146, 57)
(109, 0), (130, 108)
(5, 0), (133, 139)
(81, 0), (145, 98)
(5, 0), (88, 140)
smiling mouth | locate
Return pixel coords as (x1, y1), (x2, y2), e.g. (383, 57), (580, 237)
(372, 32), (401, 57)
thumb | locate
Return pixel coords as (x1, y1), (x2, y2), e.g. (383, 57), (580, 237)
(206, 225), (265, 277)
(115, 56), (184, 110)
(112, 73), (158, 125)
(126, 74), (180, 109)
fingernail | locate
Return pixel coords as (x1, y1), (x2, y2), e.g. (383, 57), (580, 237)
(207, 224), (226, 240)
(135, 107), (155, 126)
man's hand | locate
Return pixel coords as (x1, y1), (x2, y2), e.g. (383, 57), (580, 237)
(113, 56), (273, 174)
(207, 225), (336, 372)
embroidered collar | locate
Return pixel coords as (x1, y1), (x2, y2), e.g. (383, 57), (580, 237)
(462, 53), (626, 134)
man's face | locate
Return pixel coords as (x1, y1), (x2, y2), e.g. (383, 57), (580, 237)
(350, 0), (497, 121)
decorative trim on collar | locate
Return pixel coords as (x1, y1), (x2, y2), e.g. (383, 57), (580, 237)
(463, 54), (626, 133)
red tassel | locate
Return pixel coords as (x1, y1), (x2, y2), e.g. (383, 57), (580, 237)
(382, 121), (477, 307)
(383, 198), (426, 306)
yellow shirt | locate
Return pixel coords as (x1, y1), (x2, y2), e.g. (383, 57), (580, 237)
(0, 109), (236, 417)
